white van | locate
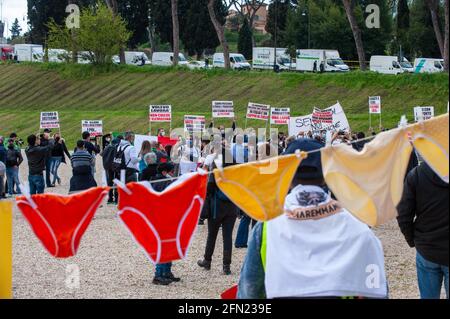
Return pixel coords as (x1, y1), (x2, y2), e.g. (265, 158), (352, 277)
(213, 53), (251, 70)
(252, 47), (294, 72)
(48, 49), (69, 63)
(77, 51), (93, 64)
(152, 52), (189, 66)
(414, 58), (444, 73)
(370, 55), (414, 74)
(113, 51), (151, 66)
(14, 44), (43, 62)
(296, 49), (349, 72)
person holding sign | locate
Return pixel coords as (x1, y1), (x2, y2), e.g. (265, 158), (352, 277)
(25, 134), (55, 195)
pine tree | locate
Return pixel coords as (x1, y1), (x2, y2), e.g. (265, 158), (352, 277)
(10, 18), (22, 40)
(238, 18), (253, 60)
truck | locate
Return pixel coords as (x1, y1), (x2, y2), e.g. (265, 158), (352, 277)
(414, 58), (444, 73)
(14, 44), (43, 62)
(0, 45), (14, 61)
(213, 53), (251, 70)
(112, 51), (151, 66)
(252, 47), (294, 72)
(369, 55), (414, 75)
(151, 52), (189, 67)
(296, 49), (349, 72)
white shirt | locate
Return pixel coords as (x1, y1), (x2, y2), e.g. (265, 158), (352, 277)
(119, 140), (140, 171)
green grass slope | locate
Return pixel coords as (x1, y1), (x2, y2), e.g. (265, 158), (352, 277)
(0, 63), (448, 148)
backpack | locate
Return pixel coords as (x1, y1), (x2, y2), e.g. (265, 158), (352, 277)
(102, 145), (116, 171)
(5, 149), (19, 167)
(112, 145), (130, 173)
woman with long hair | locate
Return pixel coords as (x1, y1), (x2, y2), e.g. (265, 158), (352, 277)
(138, 140), (152, 174)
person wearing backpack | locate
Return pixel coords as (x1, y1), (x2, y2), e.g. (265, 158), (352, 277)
(5, 138), (23, 197)
(113, 131), (140, 183)
(101, 137), (121, 204)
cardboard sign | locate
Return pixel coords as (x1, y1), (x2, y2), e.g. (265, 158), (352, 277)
(369, 96), (381, 114)
(414, 106), (434, 122)
(212, 101), (235, 118)
(81, 120), (103, 137)
(289, 102), (350, 136)
(312, 108), (333, 124)
(184, 115), (206, 133)
(270, 107), (290, 125)
(246, 102), (270, 121)
(149, 105), (172, 123)
(40, 112), (60, 129)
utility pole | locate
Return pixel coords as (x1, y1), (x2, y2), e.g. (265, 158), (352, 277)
(273, 0), (278, 72)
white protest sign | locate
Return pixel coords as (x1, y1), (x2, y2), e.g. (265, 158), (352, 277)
(149, 105), (172, 123)
(134, 135), (158, 154)
(81, 120), (103, 137)
(289, 102), (350, 136)
(369, 96), (381, 114)
(414, 106), (434, 122)
(246, 102), (270, 121)
(270, 107), (290, 125)
(40, 112), (60, 129)
(212, 101), (235, 118)
(184, 115), (206, 133)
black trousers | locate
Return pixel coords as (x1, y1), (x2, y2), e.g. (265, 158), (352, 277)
(203, 200), (237, 266)
(106, 169), (117, 202)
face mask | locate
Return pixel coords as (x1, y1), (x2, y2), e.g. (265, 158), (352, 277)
(160, 131), (166, 136)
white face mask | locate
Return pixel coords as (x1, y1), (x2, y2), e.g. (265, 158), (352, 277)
(160, 131), (166, 136)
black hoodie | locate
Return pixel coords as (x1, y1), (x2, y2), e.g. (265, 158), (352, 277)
(397, 162), (449, 266)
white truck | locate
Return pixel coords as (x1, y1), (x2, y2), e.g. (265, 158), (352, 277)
(152, 52), (189, 67)
(112, 51), (151, 66)
(213, 53), (251, 70)
(14, 44), (43, 62)
(414, 58), (444, 73)
(296, 49), (349, 72)
(370, 55), (414, 74)
(252, 47), (294, 72)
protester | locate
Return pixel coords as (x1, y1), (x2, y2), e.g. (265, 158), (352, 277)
(157, 128), (166, 137)
(397, 162), (449, 299)
(38, 129), (54, 188)
(115, 131), (140, 183)
(152, 162), (181, 285)
(237, 139), (388, 299)
(5, 138), (23, 197)
(140, 152), (158, 181)
(101, 137), (121, 204)
(25, 134), (54, 195)
(0, 137), (6, 199)
(49, 134), (71, 186)
(81, 131), (101, 156)
(139, 140), (152, 173)
(69, 140), (96, 193)
(231, 134), (248, 164)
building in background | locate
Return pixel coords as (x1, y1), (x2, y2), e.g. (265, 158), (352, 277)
(226, 3), (268, 34)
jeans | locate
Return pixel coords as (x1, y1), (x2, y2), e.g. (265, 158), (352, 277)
(50, 156), (62, 185)
(416, 252), (449, 299)
(6, 167), (21, 195)
(0, 175), (4, 196)
(155, 263), (172, 277)
(45, 157), (52, 187)
(29, 175), (45, 195)
(235, 213), (257, 248)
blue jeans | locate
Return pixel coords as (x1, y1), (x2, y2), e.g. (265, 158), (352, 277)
(6, 167), (21, 195)
(417, 252), (449, 299)
(29, 175), (45, 195)
(235, 213), (257, 248)
(50, 156), (62, 185)
(45, 157), (52, 187)
(155, 263), (172, 277)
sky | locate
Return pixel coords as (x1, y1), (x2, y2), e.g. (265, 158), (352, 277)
(0, 0), (28, 38)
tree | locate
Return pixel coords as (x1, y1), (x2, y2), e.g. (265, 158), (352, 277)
(233, 0), (267, 47)
(342, 0), (367, 70)
(28, 0), (67, 44)
(171, 0), (180, 66)
(266, 0), (291, 45)
(444, 0), (449, 71)
(238, 17), (253, 59)
(10, 18), (22, 40)
(208, 0), (231, 68)
(117, 0), (150, 48)
(425, 0), (444, 57)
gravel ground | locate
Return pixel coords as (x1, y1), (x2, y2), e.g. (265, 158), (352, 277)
(7, 152), (429, 299)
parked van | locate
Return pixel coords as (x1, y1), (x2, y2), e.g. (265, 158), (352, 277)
(77, 51), (92, 64)
(48, 49), (69, 63)
(213, 53), (251, 70)
(296, 49), (349, 72)
(252, 47), (294, 72)
(370, 55), (413, 74)
(14, 44), (43, 62)
(414, 58), (444, 73)
(152, 52), (189, 66)
(113, 51), (151, 66)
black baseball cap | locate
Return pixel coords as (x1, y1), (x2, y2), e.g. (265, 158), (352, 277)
(43, 128), (52, 133)
(284, 138), (324, 180)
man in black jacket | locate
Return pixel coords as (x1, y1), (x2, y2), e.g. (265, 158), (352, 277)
(397, 162), (449, 299)
(25, 135), (54, 195)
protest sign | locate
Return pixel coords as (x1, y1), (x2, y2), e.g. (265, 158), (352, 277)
(414, 106), (434, 121)
(312, 108), (333, 124)
(369, 96), (382, 114)
(158, 136), (178, 148)
(212, 101), (235, 118)
(81, 120), (103, 137)
(40, 112), (60, 129)
(270, 107), (290, 125)
(149, 105), (172, 123)
(134, 135), (158, 154)
(184, 115), (206, 133)
(289, 102), (350, 136)
(246, 102), (270, 121)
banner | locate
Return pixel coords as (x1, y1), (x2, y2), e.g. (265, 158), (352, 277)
(212, 101), (235, 118)
(0, 202), (12, 299)
(246, 102), (270, 121)
(149, 105), (172, 123)
(81, 120), (103, 137)
(184, 115), (206, 133)
(270, 107), (290, 125)
(40, 112), (60, 129)
(369, 96), (382, 114)
(414, 106), (434, 121)
(289, 102), (350, 136)
(312, 108), (333, 124)
(158, 136), (178, 148)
